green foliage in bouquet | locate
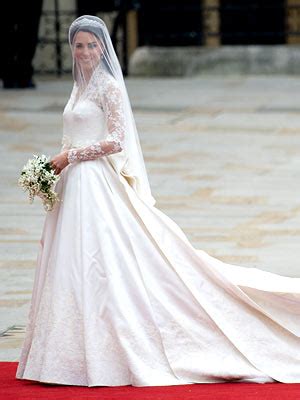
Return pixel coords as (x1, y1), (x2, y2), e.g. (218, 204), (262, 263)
(18, 154), (61, 211)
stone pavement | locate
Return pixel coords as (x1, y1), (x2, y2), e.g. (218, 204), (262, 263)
(1, 75), (300, 361)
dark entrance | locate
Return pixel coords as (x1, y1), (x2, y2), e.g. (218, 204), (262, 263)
(220, 0), (286, 44)
(138, 0), (203, 46)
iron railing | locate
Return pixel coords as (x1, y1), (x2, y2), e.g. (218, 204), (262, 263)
(36, 1), (133, 75)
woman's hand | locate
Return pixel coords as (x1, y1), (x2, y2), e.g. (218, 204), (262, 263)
(50, 150), (69, 175)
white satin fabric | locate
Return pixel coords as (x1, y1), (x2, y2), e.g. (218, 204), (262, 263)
(16, 98), (300, 386)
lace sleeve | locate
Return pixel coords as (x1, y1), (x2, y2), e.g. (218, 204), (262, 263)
(67, 81), (125, 163)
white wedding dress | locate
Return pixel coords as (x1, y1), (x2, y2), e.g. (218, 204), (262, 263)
(16, 78), (300, 387)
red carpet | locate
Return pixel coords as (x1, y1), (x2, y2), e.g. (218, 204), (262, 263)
(1, 362), (300, 400)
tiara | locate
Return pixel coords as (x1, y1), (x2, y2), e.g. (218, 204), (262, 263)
(70, 17), (104, 30)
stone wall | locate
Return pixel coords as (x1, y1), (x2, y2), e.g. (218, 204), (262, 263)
(129, 45), (300, 77)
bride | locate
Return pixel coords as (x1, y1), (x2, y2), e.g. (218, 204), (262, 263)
(16, 15), (300, 387)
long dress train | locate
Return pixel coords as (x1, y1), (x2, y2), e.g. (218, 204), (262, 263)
(15, 77), (300, 387)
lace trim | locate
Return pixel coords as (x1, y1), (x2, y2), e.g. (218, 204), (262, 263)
(62, 71), (126, 162)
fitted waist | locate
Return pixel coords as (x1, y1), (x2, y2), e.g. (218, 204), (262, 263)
(70, 139), (102, 148)
(62, 134), (105, 149)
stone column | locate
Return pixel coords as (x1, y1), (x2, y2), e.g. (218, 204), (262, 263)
(286, 0), (300, 44)
(126, 10), (138, 59)
(202, 0), (220, 46)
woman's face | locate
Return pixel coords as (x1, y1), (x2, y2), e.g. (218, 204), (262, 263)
(73, 31), (103, 70)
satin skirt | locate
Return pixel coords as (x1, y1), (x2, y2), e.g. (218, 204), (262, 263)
(15, 158), (300, 386)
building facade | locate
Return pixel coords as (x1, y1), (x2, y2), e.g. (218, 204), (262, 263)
(35, 0), (300, 75)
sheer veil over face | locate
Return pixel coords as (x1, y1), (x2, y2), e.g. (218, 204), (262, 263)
(68, 15), (156, 207)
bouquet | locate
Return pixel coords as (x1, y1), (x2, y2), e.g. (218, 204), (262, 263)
(18, 154), (60, 211)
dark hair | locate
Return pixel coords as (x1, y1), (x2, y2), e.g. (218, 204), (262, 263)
(69, 24), (104, 46)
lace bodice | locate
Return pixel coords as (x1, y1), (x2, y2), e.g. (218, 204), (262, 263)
(62, 76), (126, 163)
